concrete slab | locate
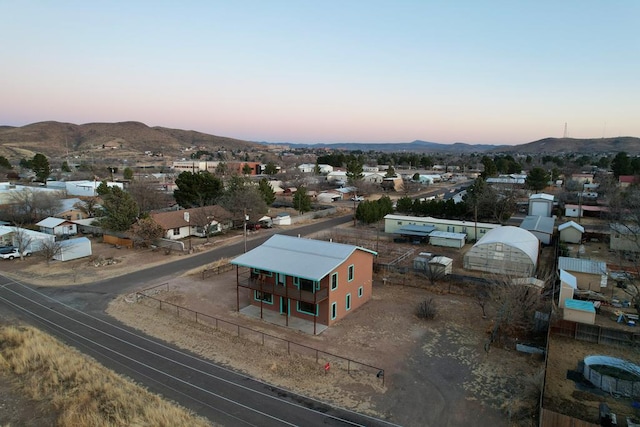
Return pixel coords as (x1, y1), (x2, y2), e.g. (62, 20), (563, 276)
(240, 305), (328, 335)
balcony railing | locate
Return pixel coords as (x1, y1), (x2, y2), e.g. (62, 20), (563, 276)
(238, 276), (329, 303)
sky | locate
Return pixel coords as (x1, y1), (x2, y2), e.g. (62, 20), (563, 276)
(1, 1), (639, 145)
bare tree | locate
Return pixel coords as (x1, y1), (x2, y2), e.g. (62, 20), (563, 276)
(484, 274), (547, 351)
(127, 180), (171, 214)
(74, 197), (100, 218)
(12, 226), (33, 261)
(39, 240), (63, 265)
(7, 188), (63, 223)
(189, 206), (231, 242)
(130, 217), (164, 248)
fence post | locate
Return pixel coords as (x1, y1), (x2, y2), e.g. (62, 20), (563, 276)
(348, 359), (350, 374)
(159, 300), (162, 311)
(237, 324), (240, 337)
(316, 349), (318, 363)
(262, 333), (264, 346)
(288, 341), (290, 355)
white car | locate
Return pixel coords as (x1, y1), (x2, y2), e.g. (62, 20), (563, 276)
(350, 196), (365, 201)
(0, 249), (32, 260)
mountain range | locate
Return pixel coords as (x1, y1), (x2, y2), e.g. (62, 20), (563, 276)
(0, 121), (638, 162)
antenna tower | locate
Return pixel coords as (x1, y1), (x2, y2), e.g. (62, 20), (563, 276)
(563, 122), (568, 139)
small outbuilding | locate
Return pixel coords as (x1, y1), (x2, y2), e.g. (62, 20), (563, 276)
(558, 221), (584, 244)
(463, 226), (539, 277)
(428, 231), (466, 249)
(528, 193), (554, 217)
(559, 269), (578, 308)
(558, 257), (607, 291)
(36, 217), (78, 237)
(563, 299), (596, 325)
(53, 237), (92, 262)
(428, 256), (453, 276)
(273, 212), (292, 226)
(519, 215), (555, 245)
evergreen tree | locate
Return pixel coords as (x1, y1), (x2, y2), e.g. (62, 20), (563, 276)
(61, 161), (71, 172)
(123, 167), (134, 180)
(0, 156), (12, 170)
(98, 186), (139, 232)
(385, 165), (396, 178)
(525, 167), (550, 192)
(611, 152), (632, 178)
(293, 186), (312, 214)
(258, 178), (276, 205)
(346, 158), (364, 183)
(264, 162), (278, 175)
(173, 171), (224, 208)
(31, 153), (51, 182)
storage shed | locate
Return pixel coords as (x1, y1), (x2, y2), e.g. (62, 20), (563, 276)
(53, 237), (92, 262)
(563, 299), (596, 325)
(558, 221), (584, 244)
(559, 269), (577, 308)
(463, 226), (539, 277)
(558, 257), (607, 291)
(519, 215), (555, 245)
(273, 212), (292, 226)
(429, 256), (453, 276)
(429, 231), (466, 248)
(528, 193), (554, 217)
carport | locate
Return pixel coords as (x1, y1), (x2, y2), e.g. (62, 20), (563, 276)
(394, 225), (436, 243)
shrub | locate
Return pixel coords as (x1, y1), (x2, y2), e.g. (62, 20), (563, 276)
(416, 298), (437, 320)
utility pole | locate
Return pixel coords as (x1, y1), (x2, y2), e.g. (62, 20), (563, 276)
(243, 208), (249, 253)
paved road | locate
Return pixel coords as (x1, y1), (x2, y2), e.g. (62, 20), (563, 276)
(0, 215), (398, 427)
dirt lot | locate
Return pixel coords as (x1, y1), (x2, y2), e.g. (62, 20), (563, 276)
(0, 228), (547, 426)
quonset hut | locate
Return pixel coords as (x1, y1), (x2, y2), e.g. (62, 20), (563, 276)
(463, 226), (539, 277)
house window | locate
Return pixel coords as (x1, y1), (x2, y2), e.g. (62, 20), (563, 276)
(254, 291), (273, 304)
(299, 278), (314, 292)
(331, 302), (337, 320)
(447, 226), (454, 232)
(297, 301), (317, 316)
(253, 269), (273, 277)
(277, 273), (285, 285)
(358, 286), (363, 298)
(331, 272), (338, 290)
(346, 294), (351, 311)
(348, 265), (354, 281)
(173, 228), (180, 236)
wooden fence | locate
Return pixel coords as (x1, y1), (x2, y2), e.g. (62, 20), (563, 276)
(103, 234), (134, 248)
(135, 283), (385, 384)
(540, 408), (599, 427)
(550, 320), (640, 348)
(201, 263), (234, 279)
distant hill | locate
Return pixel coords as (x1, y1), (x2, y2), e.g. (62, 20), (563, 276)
(0, 121), (260, 161)
(272, 140), (506, 153)
(492, 137), (640, 154)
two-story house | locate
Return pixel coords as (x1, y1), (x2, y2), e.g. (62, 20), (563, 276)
(231, 234), (377, 334)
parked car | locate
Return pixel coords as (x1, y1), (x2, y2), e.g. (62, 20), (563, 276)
(0, 248), (32, 260)
(350, 196), (365, 201)
(0, 245), (16, 254)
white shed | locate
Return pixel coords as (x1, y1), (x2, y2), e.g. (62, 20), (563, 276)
(558, 221), (584, 244)
(36, 217), (78, 237)
(463, 226), (539, 277)
(519, 215), (555, 245)
(273, 212), (292, 226)
(559, 269), (577, 308)
(429, 256), (453, 276)
(54, 237), (93, 262)
(428, 231), (466, 248)
(528, 193), (554, 217)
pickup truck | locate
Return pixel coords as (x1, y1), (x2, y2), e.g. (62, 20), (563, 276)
(0, 248), (32, 260)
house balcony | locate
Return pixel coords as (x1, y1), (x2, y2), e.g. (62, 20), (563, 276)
(237, 275), (329, 303)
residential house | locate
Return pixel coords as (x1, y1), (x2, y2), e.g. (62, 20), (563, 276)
(47, 180), (123, 197)
(0, 225), (55, 252)
(618, 175), (639, 188)
(36, 217), (78, 237)
(55, 198), (86, 221)
(609, 223), (640, 253)
(231, 234), (377, 334)
(558, 257), (607, 292)
(570, 173), (594, 184)
(150, 206), (232, 240)
(384, 214), (501, 241)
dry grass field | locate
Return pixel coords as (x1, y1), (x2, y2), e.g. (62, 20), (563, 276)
(0, 324), (213, 427)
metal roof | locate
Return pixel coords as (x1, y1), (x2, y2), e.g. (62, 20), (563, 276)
(558, 257), (606, 275)
(558, 221), (584, 233)
(429, 230), (466, 240)
(559, 269), (577, 289)
(36, 217), (70, 228)
(564, 299), (595, 313)
(519, 215), (555, 234)
(231, 234), (377, 282)
(529, 193), (554, 202)
(397, 224), (436, 236)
